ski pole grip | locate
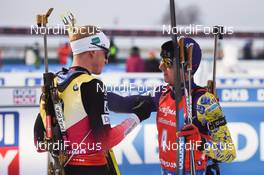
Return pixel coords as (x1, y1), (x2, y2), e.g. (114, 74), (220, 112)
(36, 15), (46, 27)
(187, 43), (193, 71)
(179, 36), (185, 64)
(219, 26), (224, 39)
(36, 8), (53, 27)
(213, 26), (224, 40)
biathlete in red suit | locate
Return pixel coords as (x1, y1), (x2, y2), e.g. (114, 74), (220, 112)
(108, 37), (236, 175)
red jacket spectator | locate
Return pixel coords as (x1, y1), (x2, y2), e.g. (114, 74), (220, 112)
(58, 43), (71, 65)
(126, 46), (144, 72)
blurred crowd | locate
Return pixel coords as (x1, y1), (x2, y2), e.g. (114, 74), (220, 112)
(125, 46), (160, 72)
(22, 38), (162, 72)
(1, 38), (264, 72)
(56, 39), (161, 73)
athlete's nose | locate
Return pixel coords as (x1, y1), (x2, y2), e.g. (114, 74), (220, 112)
(159, 62), (165, 72)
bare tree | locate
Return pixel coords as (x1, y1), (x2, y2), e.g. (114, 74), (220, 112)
(160, 4), (202, 25)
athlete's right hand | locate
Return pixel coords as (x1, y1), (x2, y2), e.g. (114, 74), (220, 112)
(132, 100), (151, 122)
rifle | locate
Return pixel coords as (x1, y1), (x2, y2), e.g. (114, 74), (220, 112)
(37, 8), (66, 175)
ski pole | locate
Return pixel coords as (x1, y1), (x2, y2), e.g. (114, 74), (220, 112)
(37, 8), (66, 175)
(187, 43), (196, 175)
(37, 8), (53, 73)
(179, 37), (191, 122)
(36, 8), (54, 140)
(187, 43), (194, 124)
(207, 26), (223, 96)
(179, 37), (196, 175)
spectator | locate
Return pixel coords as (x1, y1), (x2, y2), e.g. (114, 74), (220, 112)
(24, 46), (35, 65)
(217, 42), (224, 60)
(33, 42), (41, 69)
(0, 48), (3, 69)
(57, 42), (71, 65)
(126, 46), (144, 72)
(256, 50), (264, 59)
(108, 38), (118, 63)
(24, 43), (41, 69)
(242, 40), (253, 60)
(144, 50), (161, 72)
(256, 44), (264, 59)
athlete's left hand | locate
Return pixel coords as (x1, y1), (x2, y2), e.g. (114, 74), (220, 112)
(132, 100), (151, 122)
(177, 124), (200, 137)
(177, 124), (204, 150)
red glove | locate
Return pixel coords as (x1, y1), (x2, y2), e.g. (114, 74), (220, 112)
(176, 124), (203, 153)
(177, 124), (200, 137)
(177, 124), (208, 171)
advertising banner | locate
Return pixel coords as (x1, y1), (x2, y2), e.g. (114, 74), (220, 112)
(0, 73), (263, 175)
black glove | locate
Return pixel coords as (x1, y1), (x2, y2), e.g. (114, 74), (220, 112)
(132, 99), (151, 122)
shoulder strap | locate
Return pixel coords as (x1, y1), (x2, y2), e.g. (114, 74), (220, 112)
(55, 68), (93, 92)
(191, 86), (207, 104)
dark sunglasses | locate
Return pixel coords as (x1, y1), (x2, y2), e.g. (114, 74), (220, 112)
(161, 57), (173, 68)
(90, 43), (110, 60)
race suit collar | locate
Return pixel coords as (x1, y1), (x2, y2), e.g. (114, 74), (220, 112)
(69, 66), (91, 75)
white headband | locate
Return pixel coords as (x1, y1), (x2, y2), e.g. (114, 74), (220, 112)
(70, 31), (110, 55)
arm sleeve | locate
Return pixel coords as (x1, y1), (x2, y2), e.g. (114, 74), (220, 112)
(107, 85), (163, 113)
(81, 79), (110, 130)
(81, 79), (140, 150)
(196, 92), (236, 163)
